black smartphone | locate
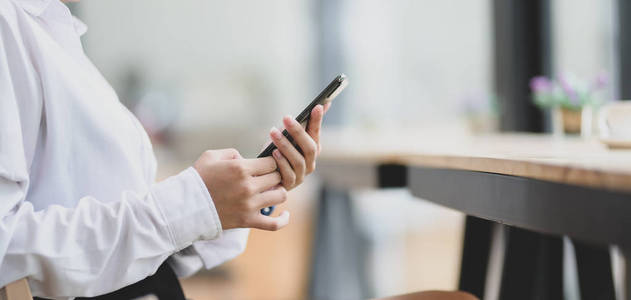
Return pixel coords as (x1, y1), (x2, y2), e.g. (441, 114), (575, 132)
(259, 74), (348, 215)
(258, 74), (348, 158)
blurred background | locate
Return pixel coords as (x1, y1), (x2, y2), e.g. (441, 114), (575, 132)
(67, 0), (624, 299)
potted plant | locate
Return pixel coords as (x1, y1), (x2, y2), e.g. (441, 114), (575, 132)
(529, 73), (607, 136)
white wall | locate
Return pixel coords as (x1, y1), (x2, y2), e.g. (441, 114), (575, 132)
(79, 0), (492, 137)
(340, 0), (492, 129)
(552, 0), (616, 100)
(79, 0), (316, 135)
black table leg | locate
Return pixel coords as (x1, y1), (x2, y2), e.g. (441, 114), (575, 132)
(573, 240), (616, 300)
(308, 186), (371, 300)
(458, 216), (493, 299)
(377, 164), (407, 188)
(498, 227), (563, 300)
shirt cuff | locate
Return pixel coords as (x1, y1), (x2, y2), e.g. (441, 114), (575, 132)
(151, 167), (223, 251)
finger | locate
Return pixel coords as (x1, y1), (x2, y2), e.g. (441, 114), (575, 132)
(307, 105), (324, 153)
(250, 171), (281, 193)
(254, 186), (288, 208)
(282, 116), (317, 173)
(273, 149), (296, 189)
(244, 157), (277, 176)
(270, 127), (306, 184)
(251, 211), (290, 231)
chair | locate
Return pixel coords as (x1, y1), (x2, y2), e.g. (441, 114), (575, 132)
(0, 279), (32, 300)
(372, 290), (478, 300)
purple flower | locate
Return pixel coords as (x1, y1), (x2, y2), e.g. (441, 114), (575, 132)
(593, 71), (608, 90)
(558, 74), (578, 101)
(529, 76), (552, 92)
(568, 92), (581, 106)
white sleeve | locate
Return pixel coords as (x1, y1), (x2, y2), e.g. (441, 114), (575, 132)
(0, 168), (222, 299)
(0, 14), (223, 298)
(168, 228), (250, 278)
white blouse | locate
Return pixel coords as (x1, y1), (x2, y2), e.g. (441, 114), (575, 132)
(0, 0), (248, 298)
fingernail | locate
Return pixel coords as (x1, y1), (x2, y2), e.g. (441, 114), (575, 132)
(273, 149), (281, 159)
(270, 127), (281, 139)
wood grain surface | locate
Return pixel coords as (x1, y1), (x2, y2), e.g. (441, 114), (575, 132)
(319, 130), (631, 193)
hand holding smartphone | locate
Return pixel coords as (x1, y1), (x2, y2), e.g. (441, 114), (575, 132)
(259, 74), (348, 215)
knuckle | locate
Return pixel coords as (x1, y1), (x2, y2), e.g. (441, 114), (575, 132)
(227, 160), (239, 170)
(241, 182), (254, 196)
(274, 171), (282, 183)
(201, 160), (215, 170)
(202, 150), (214, 159)
(287, 122), (300, 132)
(304, 149), (316, 161)
(284, 175), (296, 187)
(279, 189), (288, 202)
(228, 148), (239, 155)
(230, 162), (247, 177)
(304, 142), (317, 157)
(276, 136), (289, 148)
(289, 172), (297, 182)
(226, 148), (241, 158)
(296, 159), (306, 172)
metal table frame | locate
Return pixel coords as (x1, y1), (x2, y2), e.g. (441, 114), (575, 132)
(311, 161), (630, 300)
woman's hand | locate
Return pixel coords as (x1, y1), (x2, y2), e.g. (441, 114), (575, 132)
(270, 103), (330, 190)
(194, 149), (290, 231)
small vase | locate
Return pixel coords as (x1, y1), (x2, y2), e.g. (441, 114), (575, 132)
(561, 107), (582, 134)
(551, 106), (591, 136)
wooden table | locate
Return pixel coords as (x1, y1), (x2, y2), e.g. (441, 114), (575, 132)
(312, 131), (631, 300)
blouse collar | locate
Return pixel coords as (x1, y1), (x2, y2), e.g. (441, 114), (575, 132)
(14, 0), (88, 36)
(14, 0), (53, 16)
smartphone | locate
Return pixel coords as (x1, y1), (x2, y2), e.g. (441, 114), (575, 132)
(259, 74), (348, 215)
